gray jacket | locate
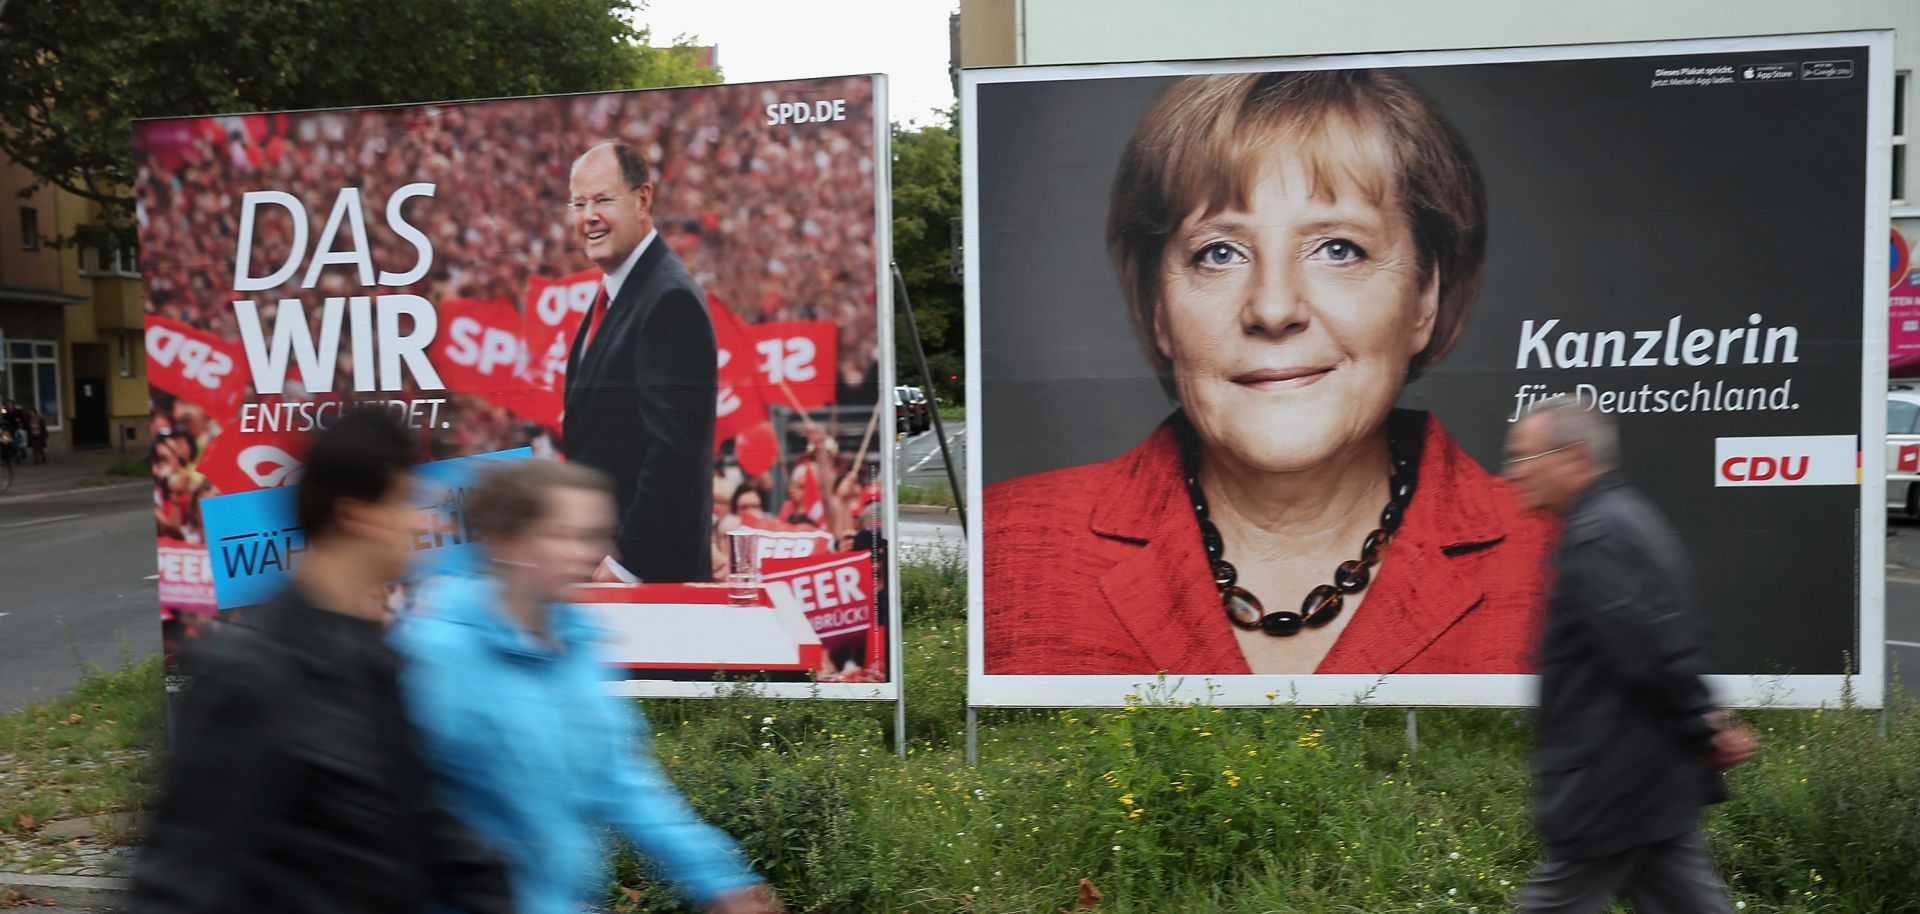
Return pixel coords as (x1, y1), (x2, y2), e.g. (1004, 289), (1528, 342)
(1534, 472), (1724, 861)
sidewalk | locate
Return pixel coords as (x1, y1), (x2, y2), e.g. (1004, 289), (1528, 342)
(0, 448), (144, 500)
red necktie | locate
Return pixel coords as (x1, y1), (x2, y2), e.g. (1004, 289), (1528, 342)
(582, 286), (610, 353)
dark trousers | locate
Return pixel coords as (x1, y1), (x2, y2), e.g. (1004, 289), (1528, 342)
(1519, 830), (1734, 914)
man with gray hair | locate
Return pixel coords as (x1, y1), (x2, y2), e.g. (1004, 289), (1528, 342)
(1503, 396), (1758, 913)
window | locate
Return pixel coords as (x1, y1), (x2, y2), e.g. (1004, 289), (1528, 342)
(118, 333), (134, 378)
(18, 207), (38, 250)
(3, 339), (61, 430)
(1889, 397), (1918, 435)
(1897, 72), (1909, 205)
(79, 238), (140, 277)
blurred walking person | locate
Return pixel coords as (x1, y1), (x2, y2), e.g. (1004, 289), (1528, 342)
(1504, 396), (1759, 914)
(132, 411), (514, 914)
(394, 459), (783, 914)
(26, 411), (48, 464)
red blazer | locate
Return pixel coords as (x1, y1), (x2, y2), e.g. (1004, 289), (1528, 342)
(983, 412), (1557, 675)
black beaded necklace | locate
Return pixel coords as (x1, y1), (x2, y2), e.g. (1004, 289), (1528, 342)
(1177, 412), (1422, 637)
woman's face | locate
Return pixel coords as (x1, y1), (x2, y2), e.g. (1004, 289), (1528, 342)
(1155, 153), (1438, 473)
(494, 485), (616, 601)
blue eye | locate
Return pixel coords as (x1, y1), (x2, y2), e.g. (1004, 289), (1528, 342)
(1195, 242), (1244, 267)
(1320, 239), (1365, 263)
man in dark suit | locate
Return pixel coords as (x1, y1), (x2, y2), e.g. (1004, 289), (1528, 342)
(1503, 396), (1759, 913)
(563, 142), (716, 583)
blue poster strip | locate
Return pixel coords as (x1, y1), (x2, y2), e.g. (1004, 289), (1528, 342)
(200, 447), (532, 609)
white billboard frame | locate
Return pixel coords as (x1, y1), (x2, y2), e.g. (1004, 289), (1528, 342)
(962, 32), (1893, 710)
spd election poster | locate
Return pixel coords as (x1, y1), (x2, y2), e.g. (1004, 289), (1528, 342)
(135, 75), (900, 700)
(965, 34), (1891, 709)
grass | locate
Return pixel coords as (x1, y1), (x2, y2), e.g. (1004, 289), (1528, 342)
(0, 655), (165, 872)
(7, 555), (1918, 911)
(618, 550), (1920, 913)
(898, 480), (959, 509)
(104, 455), (149, 477)
(937, 405), (966, 423)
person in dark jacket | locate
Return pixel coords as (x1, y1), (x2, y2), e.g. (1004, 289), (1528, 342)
(26, 411), (48, 464)
(131, 411), (515, 914)
(1503, 396), (1759, 913)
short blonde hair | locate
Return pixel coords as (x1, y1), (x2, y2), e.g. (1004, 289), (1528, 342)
(1107, 70), (1487, 394)
(467, 459), (613, 542)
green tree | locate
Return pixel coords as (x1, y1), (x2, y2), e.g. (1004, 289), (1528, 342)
(0, 0), (717, 244)
(890, 111), (964, 404)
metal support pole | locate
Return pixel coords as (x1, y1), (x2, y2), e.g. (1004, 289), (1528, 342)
(1406, 708), (1418, 756)
(890, 261), (967, 534)
(966, 705), (979, 765)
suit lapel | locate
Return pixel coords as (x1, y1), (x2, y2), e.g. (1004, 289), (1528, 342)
(570, 241), (668, 403)
(1315, 414), (1504, 673)
(1088, 423), (1249, 674)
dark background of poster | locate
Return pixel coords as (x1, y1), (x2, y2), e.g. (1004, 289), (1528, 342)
(976, 47), (1870, 675)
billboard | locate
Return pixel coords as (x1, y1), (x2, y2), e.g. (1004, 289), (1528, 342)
(136, 75), (900, 699)
(964, 34), (1891, 708)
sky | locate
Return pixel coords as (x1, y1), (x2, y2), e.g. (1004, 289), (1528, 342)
(636, 0), (959, 126)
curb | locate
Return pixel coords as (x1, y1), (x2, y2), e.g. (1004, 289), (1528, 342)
(0, 872), (134, 907)
(0, 479), (148, 503)
(898, 504), (959, 518)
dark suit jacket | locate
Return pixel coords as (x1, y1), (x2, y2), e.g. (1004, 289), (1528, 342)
(981, 410), (1557, 674)
(1533, 472), (1724, 861)
(564, 240), (717, 583)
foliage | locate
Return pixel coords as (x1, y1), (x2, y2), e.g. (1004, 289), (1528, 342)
(105, 454), (150, 477)
(0, 655), (165, 869)
(612, 557), (1920, 914)
(0, 0), (718, 247)
(897, 481), (957, 509)
(890, 113), (964, 405)
(9, 559), (1920, 910)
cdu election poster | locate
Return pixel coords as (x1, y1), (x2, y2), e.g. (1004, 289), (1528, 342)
(964, 34), (1892, 708)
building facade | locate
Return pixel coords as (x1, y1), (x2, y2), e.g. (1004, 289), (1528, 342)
(0, 154), (85, 455)
(2, 151), (150, 457)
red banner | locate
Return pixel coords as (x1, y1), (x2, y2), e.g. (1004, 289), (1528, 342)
(156, 537), (218, 612)
(749, 320), (838, 412)
(430, 297), (527, 400)
(761, 550), (875, 661)
(196, 424), (312, 495)
(146, 316), (248, 422)
(711, 295), (771, 445)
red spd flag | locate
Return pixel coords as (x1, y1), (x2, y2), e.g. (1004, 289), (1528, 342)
(146, 317), (248, 423)
(1901, 444), (1920, 474)
(760, 550), (876, 661)
(749, 320), (838, 411)
(155, 537), (218, 612)
(710, 295), (770, 445)
(519, 269), (601, 430)
(431, 298), (527, 400)
(522, 269), (602, 389)
(195, 425), (311, 495)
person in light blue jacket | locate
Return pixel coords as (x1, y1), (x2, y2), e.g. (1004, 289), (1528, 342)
(392, 459), (783, 914)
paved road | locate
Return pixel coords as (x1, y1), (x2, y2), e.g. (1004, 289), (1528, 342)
(0, 484), (160, 713)
(893, 419), (968, 560)
(897, 509), (964, 559)
(893, 420), (967, 494)
(1883, 515), (1920, 699)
